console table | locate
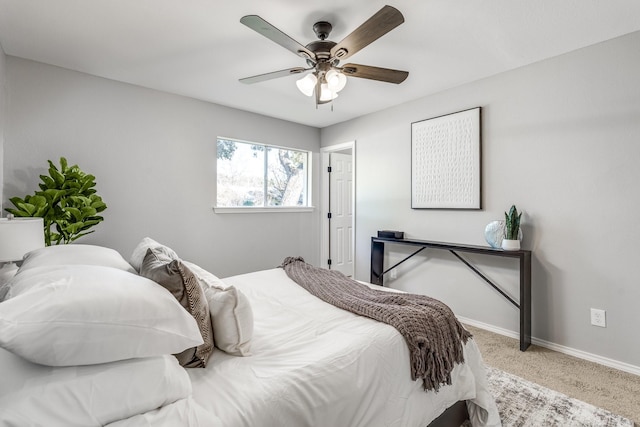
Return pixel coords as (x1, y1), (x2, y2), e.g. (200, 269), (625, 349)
(370, 236), (531, 351)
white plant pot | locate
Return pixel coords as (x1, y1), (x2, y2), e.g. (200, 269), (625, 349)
(501, 239), (521, 251)
(485, 220), (523, 249)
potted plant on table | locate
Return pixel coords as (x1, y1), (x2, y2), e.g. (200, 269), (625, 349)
(502, 205), (522, 251)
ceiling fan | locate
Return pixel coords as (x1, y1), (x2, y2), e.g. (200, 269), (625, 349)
(239, 5), (409, 107)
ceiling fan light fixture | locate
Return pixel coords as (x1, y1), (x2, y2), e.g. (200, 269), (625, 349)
(296, 73), (317, 97)
(319, 83), (338, 102)
(325, 70), (347, 92)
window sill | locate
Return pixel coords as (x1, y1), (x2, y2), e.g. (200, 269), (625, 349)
(213, 206), (315, 214)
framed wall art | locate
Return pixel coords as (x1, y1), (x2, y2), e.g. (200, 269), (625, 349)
(411, 107), (481, 209)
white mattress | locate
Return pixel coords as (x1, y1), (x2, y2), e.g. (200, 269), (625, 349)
(187, 268), (500, 427)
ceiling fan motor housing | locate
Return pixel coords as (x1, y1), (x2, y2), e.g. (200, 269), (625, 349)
(308, 22), (346, 64)
(305, 40), (337, 64)
(312, 21), (332, 40)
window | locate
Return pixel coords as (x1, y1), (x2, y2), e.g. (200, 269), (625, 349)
(216, 137), (311, 210)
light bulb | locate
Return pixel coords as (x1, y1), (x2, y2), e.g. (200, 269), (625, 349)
(319, 83), (338, 102)
(325, 70), (347, 92)
(296, 74), (317, 97)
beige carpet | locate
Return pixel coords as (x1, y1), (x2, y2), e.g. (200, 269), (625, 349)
(465, 324), (639, 425)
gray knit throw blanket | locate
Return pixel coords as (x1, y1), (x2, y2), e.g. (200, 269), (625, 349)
(280, 257), (472, 392)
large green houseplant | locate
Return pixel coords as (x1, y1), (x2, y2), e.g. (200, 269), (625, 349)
(5, 157), (107, 246)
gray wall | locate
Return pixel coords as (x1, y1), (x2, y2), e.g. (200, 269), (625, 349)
(3, 32), (639, 368)
(0, 44), (5, 212)
(321, 32), (640, 367)
(3, 57), (321, 277)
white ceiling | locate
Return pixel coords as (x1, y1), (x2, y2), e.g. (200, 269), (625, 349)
(1, 0), (639, 128)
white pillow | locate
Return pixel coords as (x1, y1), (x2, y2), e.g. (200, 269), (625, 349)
(184, 261), (253, 356)
(0, 349), (192, 427)
(18, 244), (136, 274)
(130, 237), (179, 272)
(0, 265), (203, 366)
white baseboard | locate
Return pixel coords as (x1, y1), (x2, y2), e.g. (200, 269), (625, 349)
(457, 316), (640, 377)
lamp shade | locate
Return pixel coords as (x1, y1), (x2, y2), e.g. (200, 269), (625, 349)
(319, 83), (338, 102)
(296, 73), (317, 97)
(0, 217), (45, 262)
(325, 70), (347, 92)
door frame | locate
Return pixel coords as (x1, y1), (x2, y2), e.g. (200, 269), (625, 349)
(320, 141), (356, 272)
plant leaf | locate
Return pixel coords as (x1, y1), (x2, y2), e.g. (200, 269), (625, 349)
(59, 157), (68, 171)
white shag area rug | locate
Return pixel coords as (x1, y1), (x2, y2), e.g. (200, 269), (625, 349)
(485, 366), (635, 427)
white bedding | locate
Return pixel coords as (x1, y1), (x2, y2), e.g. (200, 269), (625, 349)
(187, 268), (500, 427)
(106, 398), (221, 427)
(0, 262), (500, 427)
(0, 351), (192, 426)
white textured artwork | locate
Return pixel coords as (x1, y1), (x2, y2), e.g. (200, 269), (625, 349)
(411, 108), (481, 209)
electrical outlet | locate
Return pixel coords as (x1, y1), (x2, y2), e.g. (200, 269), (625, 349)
(390, 269), (397, 279)
(590, 308), (606, 328)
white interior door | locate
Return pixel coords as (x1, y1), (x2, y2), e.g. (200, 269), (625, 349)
(329, 152), (353, 277)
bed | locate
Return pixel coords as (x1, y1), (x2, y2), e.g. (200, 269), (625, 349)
(0, 238), (500, 427)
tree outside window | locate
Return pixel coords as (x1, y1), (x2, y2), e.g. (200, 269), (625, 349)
(216, 138), (310, 208)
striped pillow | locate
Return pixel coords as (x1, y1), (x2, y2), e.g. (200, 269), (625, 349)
(140, 248), (214, 368)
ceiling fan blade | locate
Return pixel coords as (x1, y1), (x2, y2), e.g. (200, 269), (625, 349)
(240, 15), (316, 62)
(341, 63), (409, 84)
(239, 67), (309, 84)
(330, 5), (404, 62)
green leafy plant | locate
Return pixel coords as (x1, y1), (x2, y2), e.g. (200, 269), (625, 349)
(504, 205), (522, 240)
(5, 157), (107, 245)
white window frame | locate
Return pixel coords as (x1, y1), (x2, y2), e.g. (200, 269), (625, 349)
(213, 136), (314, 214)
